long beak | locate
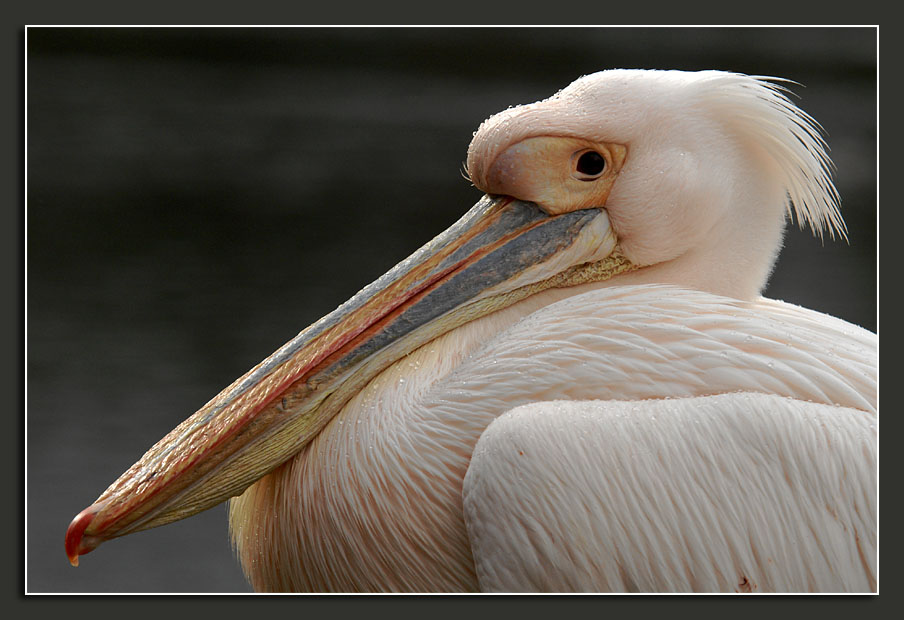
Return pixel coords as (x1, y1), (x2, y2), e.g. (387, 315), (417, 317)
(65, 195), (634, 566)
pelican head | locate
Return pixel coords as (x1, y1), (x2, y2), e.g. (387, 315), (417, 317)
(468, 69), (843, 300)
(65, 69), (844, 585)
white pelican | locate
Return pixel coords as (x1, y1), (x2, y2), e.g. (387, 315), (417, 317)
(65, 69), (877, 593)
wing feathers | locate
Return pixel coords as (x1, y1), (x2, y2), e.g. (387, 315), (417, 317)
(463, 393), (876, 592)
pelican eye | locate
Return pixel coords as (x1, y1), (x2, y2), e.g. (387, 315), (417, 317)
(572, 150), (607, 181)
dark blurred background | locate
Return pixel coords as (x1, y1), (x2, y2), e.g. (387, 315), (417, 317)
(26, 27), (876, 592)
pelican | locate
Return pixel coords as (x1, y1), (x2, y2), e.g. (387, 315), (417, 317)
(65, 69), (877, 593)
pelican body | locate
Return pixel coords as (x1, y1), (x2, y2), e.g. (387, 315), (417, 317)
(65, 69), (877, 593)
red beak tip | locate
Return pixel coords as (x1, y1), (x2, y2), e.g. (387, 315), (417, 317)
(65, 504), (105, 566)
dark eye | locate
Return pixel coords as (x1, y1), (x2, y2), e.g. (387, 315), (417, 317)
(573, 150), (606, 180)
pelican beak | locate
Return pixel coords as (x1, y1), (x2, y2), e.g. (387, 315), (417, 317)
(65, 195), (635, 566)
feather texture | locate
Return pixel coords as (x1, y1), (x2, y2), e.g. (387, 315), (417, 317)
(229, 285), (876, 591)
